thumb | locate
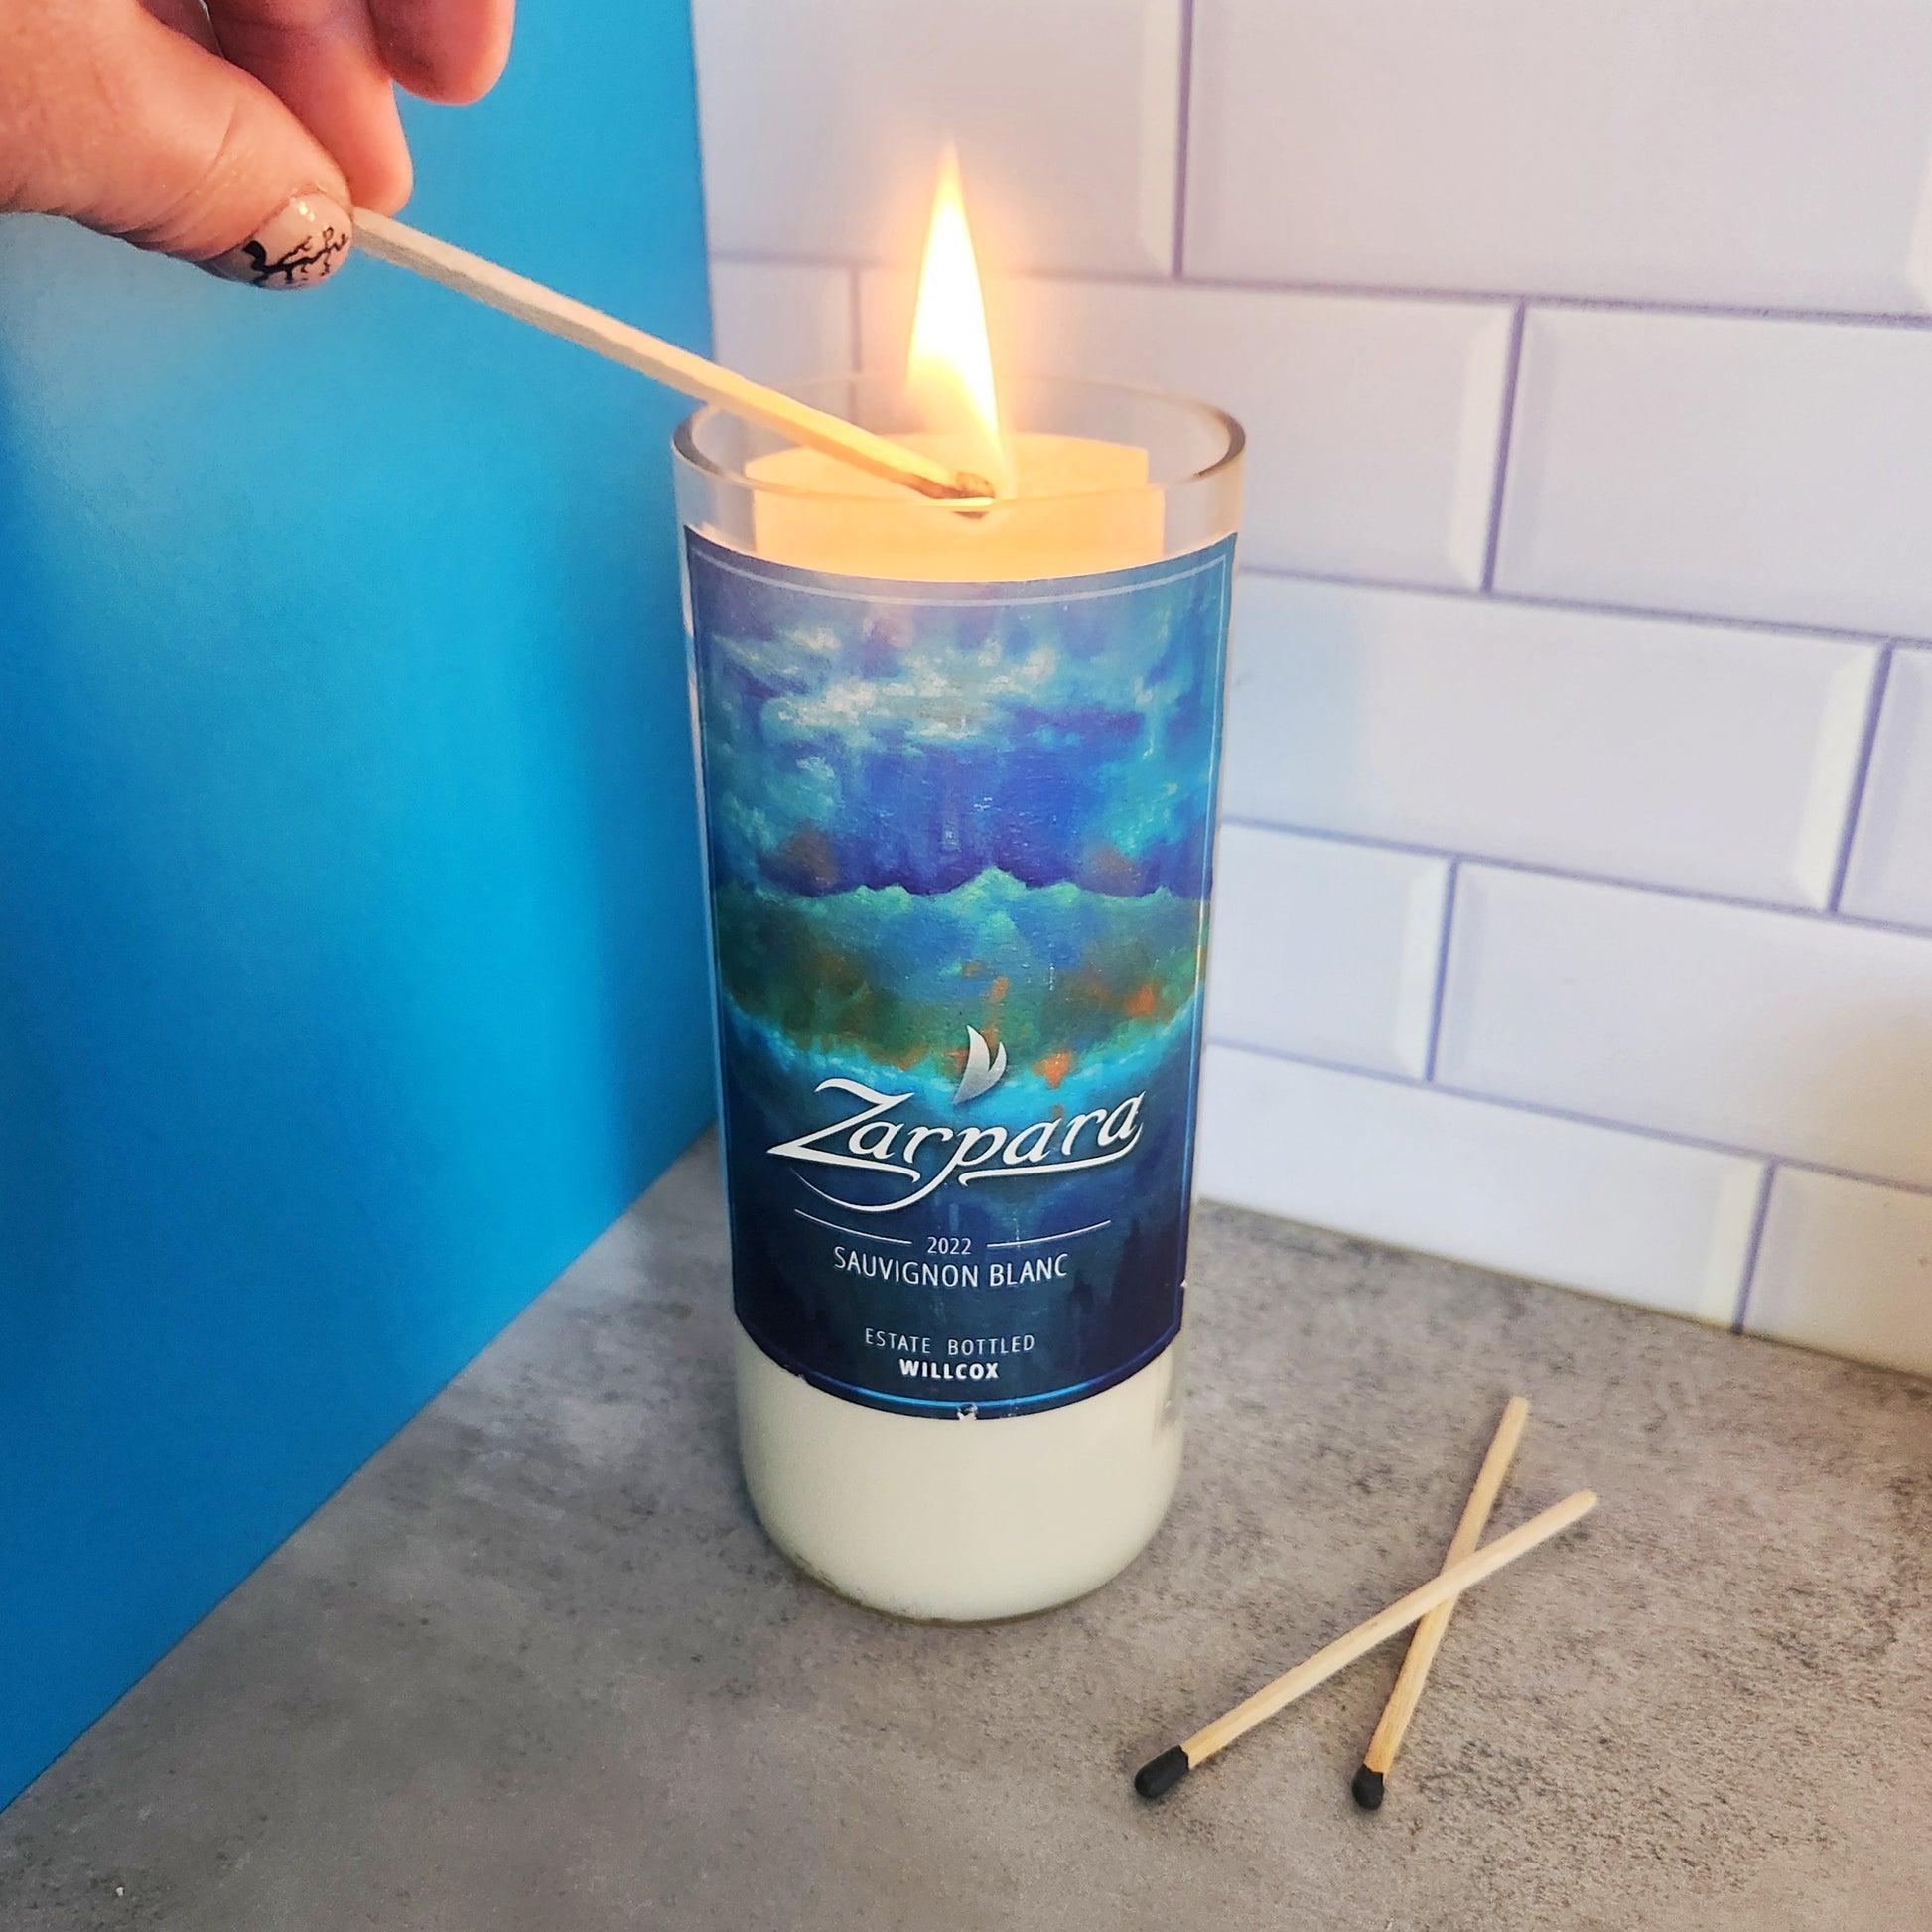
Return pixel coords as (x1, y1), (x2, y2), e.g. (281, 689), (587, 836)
(5, 0), (354, 287)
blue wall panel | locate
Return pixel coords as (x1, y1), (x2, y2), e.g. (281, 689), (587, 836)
(0, 0), (714, 1808)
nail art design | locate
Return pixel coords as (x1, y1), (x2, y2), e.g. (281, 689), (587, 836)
(204, 193), (353, 290)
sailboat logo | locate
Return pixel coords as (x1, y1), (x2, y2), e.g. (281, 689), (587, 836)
(953, 1025), (1008, 1105)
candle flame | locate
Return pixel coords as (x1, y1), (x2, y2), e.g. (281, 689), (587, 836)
(906, 149), (1010, 496)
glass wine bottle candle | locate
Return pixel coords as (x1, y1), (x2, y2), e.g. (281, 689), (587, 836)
(671, 173), (1242, 1621)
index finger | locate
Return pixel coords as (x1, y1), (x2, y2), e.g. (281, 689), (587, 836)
(204, 0), (413, 209)
(368, 0), (512, 104)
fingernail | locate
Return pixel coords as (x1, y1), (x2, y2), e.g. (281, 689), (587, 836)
(203, 192), (353, 290)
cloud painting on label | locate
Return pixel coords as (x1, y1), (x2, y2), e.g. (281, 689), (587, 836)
(686, 532), (1236, 1418)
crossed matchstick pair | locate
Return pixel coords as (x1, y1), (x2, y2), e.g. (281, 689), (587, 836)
(1136, 1398), (1592, 1807)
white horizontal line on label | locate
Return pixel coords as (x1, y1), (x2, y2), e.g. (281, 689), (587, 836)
(794, 1210), (912, 1246)
(985, 1221), (1111, 1250)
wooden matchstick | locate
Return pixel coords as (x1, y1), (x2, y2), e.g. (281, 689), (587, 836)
(351, 210), (990, 503)
(1351, 1395), (1531, 1811)
(1133, 1487), (1596, 1800)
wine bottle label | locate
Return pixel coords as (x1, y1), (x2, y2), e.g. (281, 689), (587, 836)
(685, 530), (1235, 1418)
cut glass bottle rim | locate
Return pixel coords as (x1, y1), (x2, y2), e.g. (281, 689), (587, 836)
(673, 370), (1245, 510)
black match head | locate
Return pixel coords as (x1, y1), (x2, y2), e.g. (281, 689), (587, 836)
(1351, 1764), (1386, 1812)
(1134, 1745), (1191, 1801)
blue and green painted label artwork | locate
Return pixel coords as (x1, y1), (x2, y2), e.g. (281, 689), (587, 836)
(685, 529), (1236, 1419)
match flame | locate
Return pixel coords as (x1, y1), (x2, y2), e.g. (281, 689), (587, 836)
(906, 149), (1010, 496)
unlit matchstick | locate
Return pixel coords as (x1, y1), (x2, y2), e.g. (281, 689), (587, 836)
(351, 210), (991, 503)
(1134, 1487), (1596, 1800)
(1352, 1395), (1531, 1811)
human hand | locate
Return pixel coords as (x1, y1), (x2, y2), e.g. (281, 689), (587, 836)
(0, 0), (513, 288)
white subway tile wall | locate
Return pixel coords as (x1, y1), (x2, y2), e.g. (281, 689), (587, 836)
(694, 0), (1182, 276)
(1184, 1), (1932, 313)
(1437, 868), (1932, 1190)
(1497, 310), (1932, 636)
(1748, 1168), (1932, 1379)
(1842, 649), (1932, 930)
(696, 0), (1932, 1379)
(1206, 827), (1448, 1077)
(1196, 1049), (1763, 1325)
(706, 261), (852, 388)
(1223, 577), (1879, 908)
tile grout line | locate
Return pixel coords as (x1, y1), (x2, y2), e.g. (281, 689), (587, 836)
(1731, 1164), (1778, 1333)
(1171, 0), (1197, 280)
(1240, 559), (1932, 650)
(709, 250), (1932, 331)
(1422, 859), (1460, 1081)
(1826, 644), (1895, 912)
(1207, 1035), (1932, 1204)
(1479, 304), (1527, 591)
(1214, 811), (1932, 939)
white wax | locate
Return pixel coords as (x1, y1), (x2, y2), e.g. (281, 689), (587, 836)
(722, 423), (1187, 1620)
(746, 431), (1162, 580)
(737, 1325), (1183, 1620)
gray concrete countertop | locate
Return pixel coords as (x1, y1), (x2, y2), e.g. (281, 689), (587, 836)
(5, 1138), (1930, 1931)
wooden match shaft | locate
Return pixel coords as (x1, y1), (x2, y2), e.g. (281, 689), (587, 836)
(351, 210), (988, 502)
(1359, 1396), (1531, 1792)
(1176, 1489), (1596, 1773)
